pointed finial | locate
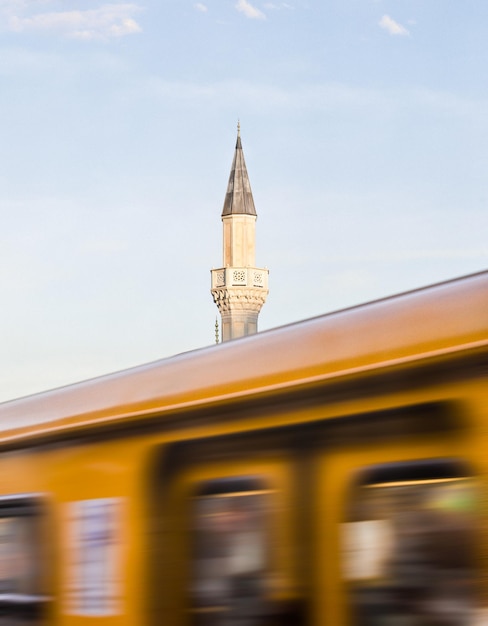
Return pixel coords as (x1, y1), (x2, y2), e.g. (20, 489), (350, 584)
(237, 119), (241, 138)
(215, 317), (220, 344)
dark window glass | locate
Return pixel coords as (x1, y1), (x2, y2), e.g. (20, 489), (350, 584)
(342, 461), (479, 626)
(0, 497), (48, 624)
(190, 478), (270, 626)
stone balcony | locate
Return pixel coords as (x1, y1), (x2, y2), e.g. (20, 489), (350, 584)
(211, 267), (269, 290)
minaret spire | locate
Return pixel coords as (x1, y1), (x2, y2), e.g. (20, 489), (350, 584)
(222, 122), (256, 219)
(211, 125), (269, 341)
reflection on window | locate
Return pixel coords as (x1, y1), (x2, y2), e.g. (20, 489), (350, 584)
(190, 477), (270, 626)
(342, 462), (478, 626)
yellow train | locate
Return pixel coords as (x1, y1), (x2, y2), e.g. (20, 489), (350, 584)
(0, 270), (487, 626)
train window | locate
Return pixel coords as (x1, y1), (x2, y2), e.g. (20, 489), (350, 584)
(342, 460), (479, 626)
(189, 476), (271, 626)
(0, 495), (49, 624)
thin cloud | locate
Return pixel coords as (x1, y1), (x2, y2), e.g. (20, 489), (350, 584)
(194, 3), (208, 12)
(379, 14), (409, 36)
(7, 3), (143, 40)
(141, 79), (487, 123)
(236, 0), (266, 20)
(263, 2), (292, 9)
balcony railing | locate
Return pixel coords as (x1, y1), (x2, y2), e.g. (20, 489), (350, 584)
(211, 267), (269, 290)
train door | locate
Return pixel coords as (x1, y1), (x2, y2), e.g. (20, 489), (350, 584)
(152, 447), (305, 626)
(317, 453), (480, 626)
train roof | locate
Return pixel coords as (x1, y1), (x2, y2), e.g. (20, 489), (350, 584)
(1, 270), (487, 445)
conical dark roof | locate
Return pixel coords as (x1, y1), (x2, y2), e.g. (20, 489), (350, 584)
(221, 127), (257, 217)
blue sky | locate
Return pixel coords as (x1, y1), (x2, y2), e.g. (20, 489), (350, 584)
(1, 0), (487, 401)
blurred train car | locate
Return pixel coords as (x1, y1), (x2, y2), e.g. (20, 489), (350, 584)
(0, 270), (487, 626)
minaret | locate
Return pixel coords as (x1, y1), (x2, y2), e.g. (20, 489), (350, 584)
(211, 124), (269, 341)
